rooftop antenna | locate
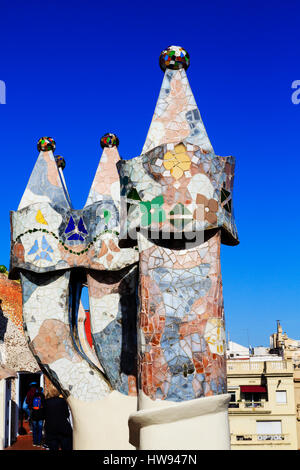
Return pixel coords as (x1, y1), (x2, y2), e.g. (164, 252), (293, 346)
(243, 328), (251, 356)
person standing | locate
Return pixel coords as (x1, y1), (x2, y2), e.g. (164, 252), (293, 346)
(24, 382), (37, 430)
(31, 386), (45, 447)
(43, 389), (73, 451)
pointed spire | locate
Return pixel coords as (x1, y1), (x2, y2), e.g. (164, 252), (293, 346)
(84, 133), (121, 207)
(142, 46), (214, 155)
(18, 137), (71, 210)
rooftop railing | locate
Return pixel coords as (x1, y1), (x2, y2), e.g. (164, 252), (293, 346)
(227, 360), (291, 374)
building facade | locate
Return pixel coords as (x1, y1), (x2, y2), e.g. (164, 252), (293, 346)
(269, 321), (300, 449)
(0, 270), (41, 448)
(227, 334), (299, 450)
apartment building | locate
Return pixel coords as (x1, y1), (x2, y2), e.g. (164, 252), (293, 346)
(227, 355), (298, 450)
(269, 320), (300, 448)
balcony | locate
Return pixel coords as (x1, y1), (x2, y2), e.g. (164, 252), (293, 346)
(228, 400), (271, 414)
(229, 400), (264, 408)
(227, 360), (293, 376)
(231, 433), (290, 446)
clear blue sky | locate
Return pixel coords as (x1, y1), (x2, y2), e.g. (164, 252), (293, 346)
(1, 0), (300, 347)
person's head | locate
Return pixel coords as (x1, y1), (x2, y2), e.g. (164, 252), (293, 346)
(29, 382), (37, 389)
(44, 381), (61, 399)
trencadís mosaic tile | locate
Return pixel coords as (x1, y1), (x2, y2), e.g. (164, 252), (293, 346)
(10, 46), (238, 407)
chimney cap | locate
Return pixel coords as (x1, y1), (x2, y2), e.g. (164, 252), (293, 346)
(100, 133), (119, 149)
(37, 136), (56, 152)
(159, 46), (190, 72)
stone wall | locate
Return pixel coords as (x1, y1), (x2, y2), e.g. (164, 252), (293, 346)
(0, 272), (39, 374)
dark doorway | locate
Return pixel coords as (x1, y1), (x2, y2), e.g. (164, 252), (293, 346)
(18, 372), (42, 426)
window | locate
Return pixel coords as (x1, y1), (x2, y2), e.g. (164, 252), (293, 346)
(240, 385), (267, 406)
(276, 390), (287, 404)
(256, 421), (283, 440)
(228, 391), (239, 408)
